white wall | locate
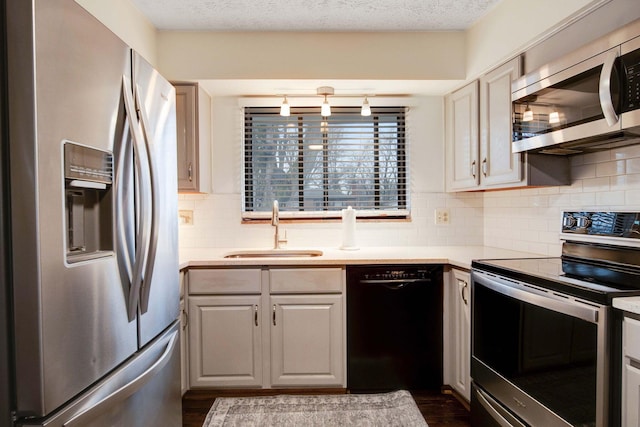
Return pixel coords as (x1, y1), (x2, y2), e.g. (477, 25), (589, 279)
(174, 0), (640, 253)
(465, 0), (603, 78)
(178, 95), (486, 249)
(157, 31), (466, 81)
(484, 146), (640, 256)
(74, 0), (158, 65)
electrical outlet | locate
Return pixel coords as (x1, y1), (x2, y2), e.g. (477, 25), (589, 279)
(435, 208), (450, 225)
(179, 210), (194, 225)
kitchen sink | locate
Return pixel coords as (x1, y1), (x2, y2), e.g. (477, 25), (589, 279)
(223, 249), (323, 258)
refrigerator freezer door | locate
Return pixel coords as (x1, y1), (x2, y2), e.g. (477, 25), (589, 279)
(133, 52), (180, 348)
(6, 0), (137, 417)
(18, 322), (182, 427)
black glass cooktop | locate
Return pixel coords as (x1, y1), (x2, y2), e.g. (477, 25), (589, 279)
(472, 257), (640, 305)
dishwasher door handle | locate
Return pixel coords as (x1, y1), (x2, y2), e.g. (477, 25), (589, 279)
(359, 278), (432, 289)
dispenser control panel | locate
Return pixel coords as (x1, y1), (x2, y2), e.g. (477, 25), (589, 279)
(64, 142), (113, 184)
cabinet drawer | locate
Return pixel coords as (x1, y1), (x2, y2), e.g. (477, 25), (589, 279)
(270, 268), (344, 294)
(189, 269), (261, 294)
(625, 317), (640, 360)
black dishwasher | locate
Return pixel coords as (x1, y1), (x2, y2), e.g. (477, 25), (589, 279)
(347, 265), (443, 392)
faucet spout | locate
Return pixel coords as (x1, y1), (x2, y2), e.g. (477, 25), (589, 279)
(272, 200), (279, 226)
(272, 200), (287, 249)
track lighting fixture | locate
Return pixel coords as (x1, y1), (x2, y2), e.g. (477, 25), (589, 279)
(280, 95), (290, 117)
(317, 86), (334, 117)
(361, 96), (371, 117)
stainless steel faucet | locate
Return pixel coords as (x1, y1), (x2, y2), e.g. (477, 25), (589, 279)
(272, 200), (287, 249)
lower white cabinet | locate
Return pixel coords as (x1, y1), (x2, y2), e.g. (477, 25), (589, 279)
(189, 295), (263, 388)
(187, 267), (345, 389)
(271, 294), (344, 387)
(179, 270), (189, 395)
(623, 316), (640, 426)
(444, 268), (471, 401)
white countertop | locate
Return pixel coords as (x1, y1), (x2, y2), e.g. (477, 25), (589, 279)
(613, 297), (640, 316)
(179, 245), (543, 271)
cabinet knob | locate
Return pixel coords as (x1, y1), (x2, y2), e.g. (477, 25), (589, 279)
(188, 162), (193, 182)
(471, 160), (477, 179)
(481, 158), (488, 177)
(272, 304), (276, 326)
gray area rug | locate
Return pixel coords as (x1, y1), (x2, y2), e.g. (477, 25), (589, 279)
(202, 390), (428, 426)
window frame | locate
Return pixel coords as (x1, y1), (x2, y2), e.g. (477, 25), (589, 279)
(241, 104), (410, 221)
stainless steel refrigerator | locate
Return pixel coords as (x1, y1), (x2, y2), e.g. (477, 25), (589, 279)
(1, 0), (181, 425)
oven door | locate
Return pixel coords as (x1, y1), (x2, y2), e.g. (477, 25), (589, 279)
(471, 270), (610, 427)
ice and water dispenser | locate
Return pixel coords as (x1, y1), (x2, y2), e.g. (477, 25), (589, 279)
(64, 141), (113, 263)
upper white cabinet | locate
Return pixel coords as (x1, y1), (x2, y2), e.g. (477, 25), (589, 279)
(174, 83), (211, 193)
(446, 57), (569, 192)
(446, 81), (480, 191)
(479, 57), (522, 188)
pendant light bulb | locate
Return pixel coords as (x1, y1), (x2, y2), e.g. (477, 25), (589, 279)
(361, 96), (371, 117)
(523, 104), (533, 122)
(280, 95), (290, 117)
(321, 95), (331, 117)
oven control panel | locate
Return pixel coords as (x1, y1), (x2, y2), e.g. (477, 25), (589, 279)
(562, 211), (640, 238)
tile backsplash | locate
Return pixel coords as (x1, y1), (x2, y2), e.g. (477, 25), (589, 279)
(178, 144), (640, 255)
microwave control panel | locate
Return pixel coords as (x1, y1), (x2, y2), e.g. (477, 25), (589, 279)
(621, 47), (640, 112)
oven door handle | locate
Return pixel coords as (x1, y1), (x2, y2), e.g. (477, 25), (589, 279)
(475, 387), (527, 427)
(473, 271), (600, 324)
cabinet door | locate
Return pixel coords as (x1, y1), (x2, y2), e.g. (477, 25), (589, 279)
(446, 81), (480, 191)
(451, 269), (471, 401)
(270, 294), (345, 387)
(188, 295), (262, 388)
(175, 84), (198, 192)
(175, 84), (211, 193)
(479, 57), (523, 188)
(180, 298), (189, 395)
(624, 361), (640, 426)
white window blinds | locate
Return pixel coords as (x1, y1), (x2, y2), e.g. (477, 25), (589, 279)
(243, 106), (408, 219)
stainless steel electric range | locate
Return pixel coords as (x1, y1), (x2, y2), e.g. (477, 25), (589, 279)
(471, 211), (640, 427)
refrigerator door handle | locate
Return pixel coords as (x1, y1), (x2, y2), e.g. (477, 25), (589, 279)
(114, 117), (134, 305)
(134, 83), (159, 314)
(122, 75), (152, 321)
(61, 328), (179, 427)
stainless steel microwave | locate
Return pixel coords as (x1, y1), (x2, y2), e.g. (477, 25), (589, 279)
(512, 20), (640, 155)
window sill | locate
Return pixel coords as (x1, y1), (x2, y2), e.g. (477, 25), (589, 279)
(241, 216), (412, 225)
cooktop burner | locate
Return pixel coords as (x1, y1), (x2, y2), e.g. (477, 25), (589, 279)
(472, 257), (640, 305)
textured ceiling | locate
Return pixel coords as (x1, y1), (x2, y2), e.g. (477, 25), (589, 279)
(130, 0), (503, 32)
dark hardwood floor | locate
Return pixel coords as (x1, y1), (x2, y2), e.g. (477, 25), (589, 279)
(182, 388), (470, 426)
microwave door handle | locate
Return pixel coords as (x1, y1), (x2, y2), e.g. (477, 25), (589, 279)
(134, 83), (159, 314)
(599, 48), (620, 127)
(122, 75), (151, 321)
